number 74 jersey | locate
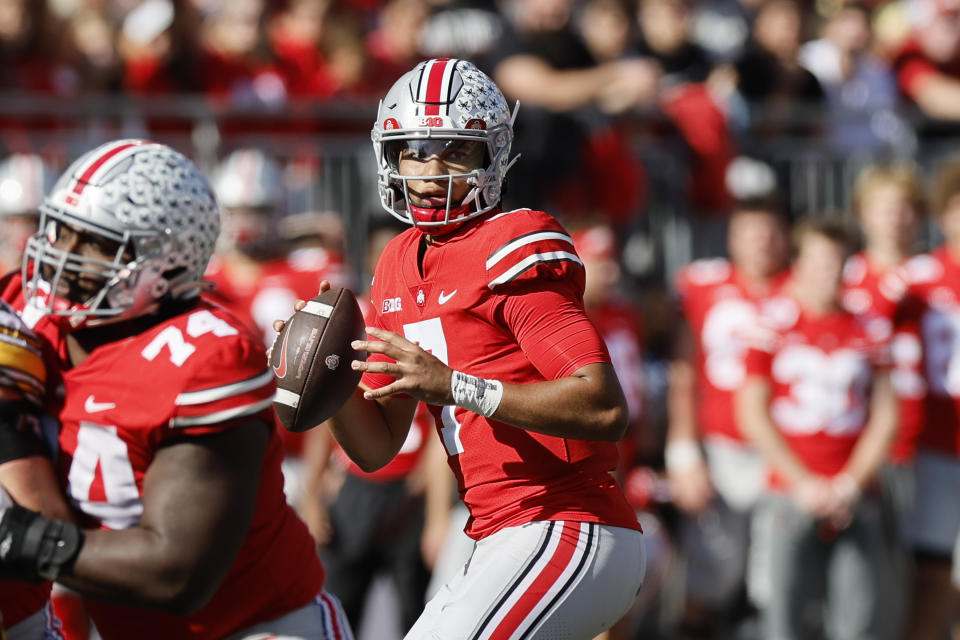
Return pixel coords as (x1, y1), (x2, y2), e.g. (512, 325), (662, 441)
(363, 209), (641, 540)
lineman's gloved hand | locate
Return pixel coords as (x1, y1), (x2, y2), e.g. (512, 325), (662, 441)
(0, 484), (82, 583)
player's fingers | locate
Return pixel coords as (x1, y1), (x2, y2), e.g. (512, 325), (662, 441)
(273, 319), (286, 333)
(293, 299), (307, 312)
(351, 337), (405, 360)
(363, 326), (415, 349)
(351, 359), (401, 378)
(363, 383), (403, 400)
(316, 281), (332, 295)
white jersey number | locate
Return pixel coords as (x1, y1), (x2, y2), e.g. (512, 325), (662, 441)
(701, 298), (757, 390)
(770, 344), (870, 437)
(67, 422), (142, 530)
(402, 317), (463, 456)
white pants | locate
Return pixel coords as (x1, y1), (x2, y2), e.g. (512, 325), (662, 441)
(225, 592), (354, 640)
(6, 602), (63, 640)
(406, 520), (645, 640)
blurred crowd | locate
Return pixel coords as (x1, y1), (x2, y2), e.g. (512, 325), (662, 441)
(0, 0), (958, 219)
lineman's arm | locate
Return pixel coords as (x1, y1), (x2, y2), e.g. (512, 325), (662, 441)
(57, 420), (269, 614)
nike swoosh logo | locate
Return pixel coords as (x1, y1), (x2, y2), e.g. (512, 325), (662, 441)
(438, 290), (457, 305)
(273, 326), (290, 378)
(85, 395), (116, 413)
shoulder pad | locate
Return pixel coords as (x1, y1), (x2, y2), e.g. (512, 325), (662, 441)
(483, 210), (581, 290)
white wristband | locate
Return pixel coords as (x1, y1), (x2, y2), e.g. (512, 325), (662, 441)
(664, 439), (704, 473)
(450, 370), (503, 418)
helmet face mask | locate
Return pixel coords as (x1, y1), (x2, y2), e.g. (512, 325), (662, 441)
(21, 140), (220, 328)
(372, 58), (518, 235)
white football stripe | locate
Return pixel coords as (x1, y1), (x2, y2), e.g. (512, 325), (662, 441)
(302, 300), (334, 318)
(487, 251), (582, 289)
(174, 369), (274, 406)
(273, 387), (301, 409)
(169, 397), (274, 428)
(486, 232), (574, 269)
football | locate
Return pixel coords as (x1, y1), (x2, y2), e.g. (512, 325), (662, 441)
(270, 287), (367, 432)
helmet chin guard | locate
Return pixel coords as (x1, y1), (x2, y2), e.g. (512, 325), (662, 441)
(372, 58), (519, 233)
(21, 139), (220, 328)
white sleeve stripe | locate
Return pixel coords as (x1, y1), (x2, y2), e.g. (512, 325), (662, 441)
(302, 300), (334, 318)
(486, 232), (574, 269)
(175, 369), (274, 406)
(487, 251), (583, 288)
(169, 397), (275, 428)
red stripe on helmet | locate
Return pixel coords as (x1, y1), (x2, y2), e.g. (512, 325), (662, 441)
(424, 58), (451, 116)
(71, 141), (142, 195)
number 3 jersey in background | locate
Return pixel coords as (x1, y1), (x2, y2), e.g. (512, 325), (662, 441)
(361, 208), (641, 541)
(0, 273), (324, 640)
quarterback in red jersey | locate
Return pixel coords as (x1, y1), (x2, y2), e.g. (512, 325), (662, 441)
(0, 140), (352, 640)
(738, 220), (897, 640)
(284, 59), (644, 639)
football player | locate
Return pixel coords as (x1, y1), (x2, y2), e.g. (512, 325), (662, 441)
(205, 148), (351, 507)
(665, 199), (789, 633)
(0, 298), (72, 640)
(737, 220), (897, 639)
(894, 157), (960, 639)
(280, 58), (644, 639)
(0, 140), (352, 640)
(841, 162), (926, 637)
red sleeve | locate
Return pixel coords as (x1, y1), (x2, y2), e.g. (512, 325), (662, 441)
(501, 284), (610, 380)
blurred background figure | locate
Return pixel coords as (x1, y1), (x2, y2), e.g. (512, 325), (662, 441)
(666, 198), (789, 639)
(206, 146), (349, 509)
(891, 156), (960, 640)
(841, 162), (927, 639)
(574, 222), (676, 640)
(298, 217), (435, 640)
(798, 2), (907, 154)
(738, 219), (897, 640)
(0, 153), (53, 274)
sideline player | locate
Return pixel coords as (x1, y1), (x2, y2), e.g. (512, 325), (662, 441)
(0, 140), (352, 640)
(893, 157), (960, 639)
(666, 199), (789, 633)
(280, 59), (645, 639)
(738, 219), (897, 639)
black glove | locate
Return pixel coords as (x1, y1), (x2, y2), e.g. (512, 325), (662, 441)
(0, 502), (82, 582)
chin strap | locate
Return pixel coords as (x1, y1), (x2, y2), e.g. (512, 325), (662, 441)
(0, 503), (83, 582)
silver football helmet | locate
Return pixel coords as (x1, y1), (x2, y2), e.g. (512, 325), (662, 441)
(211, 147), (285, 255)
(371, 58), (518, 234)
(22, 139), (220, 326)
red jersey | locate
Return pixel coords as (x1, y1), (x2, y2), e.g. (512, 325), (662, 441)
(893, 248), (960, 457)
(745, 298), (889, 488)
(362, 209), (640, 540)
(842, 252), (925, 463)
(3, 276), (323, 640)
(674, 258), (785, 442)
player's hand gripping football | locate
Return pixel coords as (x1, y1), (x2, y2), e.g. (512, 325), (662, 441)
(272, 283), (453, 406)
